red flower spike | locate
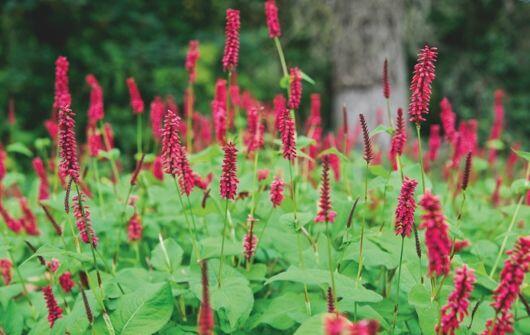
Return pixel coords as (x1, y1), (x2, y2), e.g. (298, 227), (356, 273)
(43, 286), (63, 327)
(212, 79), (227, 144)
(0, 259), (12, 285)
(243, 215), (258, 262)
(273, 95), (286, 133)
(161, 107), (182, 176)
(0, 204), (22, 233)
(257, 169), (269, 182)
(437, 265), (476, 335)
(198, 260), (214, 335)
(461, 152), (472, 191)
(193, 172), (213, 190)
(72, 193), (98, 247)
(126, 77), (144, 114)
(270, 176), (285, 207)
(419, 191), (451, 277)
(103, 122), (115, 150)
(222, 9), (240, 72)
(394, 177), (418, 237)
(59, 272), (75, 293)
(482, 236), (530, 335)
(280, 107), (297, 161)
(86, 74), (104, 126)
(152, 155), (164, 181)
(383, 58), (390, 99)
(19, 197), (39, 236)
(324, 314), (346, 335)
(44, 120), (59, 142)
(389, 108), (406, 170)
(175, 143), (195, 196)
(265, 0), (281, 38)
(440, 98), (457, 144)
(127, 212), (143, 242)
(185, 40), (200, 83)
(87, 126), (103, 158)
(46, 258), (60, 273)
(33, 157), (50, 201)
(408, 45), (438, 124)
(150, 97), (165, 142)
(220, 142), (239, 200)
(58, 106), (80, 182)
(428, 124), (441, 162)
(315, 155), (336, 223)
(359, 114), (373, 164)
(327, 287), (335, 313)
(288, 67), (302, 110)
(53, 56), (71, 111)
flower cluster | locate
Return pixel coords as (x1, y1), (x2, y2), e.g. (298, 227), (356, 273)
(288, 67), (302, 110)
(270, 176), (285, 207)
(389, 108), (406, 170)
(185, 40), (200, 83)
(43, 286), (62, 327)
(440, 97), (457, 144)
(58, 106), (80, 182)
(212, 79), (227, 144)
(32, 157), (50, 201)
(315, 155), (336, 223)
(243, 215), (258, 262)
(53, 56), (71, 111)
(220, 142), (239, 200)
(150, 96), (165, 142)
(59, 272), (75, 293)
(128, 212), (143, 242)
(86, 74), (104, 126)
(72, 193), (98, 247)
(0, 259), (12, 285)
(126, 77), (144, 114)
(265, 0), (281, 38)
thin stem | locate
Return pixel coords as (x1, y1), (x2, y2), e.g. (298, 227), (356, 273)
(356, 162), (369, 285)
(391, 236), (406, 334)
(386, 98), (394, 129)
(489, 163), (530, 277)
(218, 199), (229, 287)
(136, 113), (143, 158)
(274, 37), (289, 78)
(172, 176), (200, 260)
(249, 151), (260, 216)
(186, 84), (194, 152)
(326, 221), (337, 305)
(416, 124), (426, 193)
(91, 158), (104, 210)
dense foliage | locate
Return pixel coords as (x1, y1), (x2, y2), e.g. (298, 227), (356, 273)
(1, 1), (530, 335)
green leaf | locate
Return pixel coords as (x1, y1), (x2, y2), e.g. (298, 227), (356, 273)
(297, 136), (316, 149)
(408, 284), (438, 335)
(513, 149), (530, 162)
(34, 138), (51, 151)
(300, 70), (316, 85)
(369, 124), (393, 137)
(293, 313), (329, 335)
(319, 147), (349, 161)
(151, 238), (183, 272)
(51, 290), (101, 335)
(6, 142), (32, 157)
(279, 75), (290, 89)
(0, 301), (23, 335)
(252, 292), (305, 330)
(486, 139), (504, 150)
(111, 282), (173, 335)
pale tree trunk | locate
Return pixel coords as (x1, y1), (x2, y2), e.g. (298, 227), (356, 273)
(330, 0), (407, 134)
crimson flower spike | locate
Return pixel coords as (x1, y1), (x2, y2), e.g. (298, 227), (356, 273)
(161, 107), (182, 176)
(359, 114), (373, 164)
(394, 177), (418, 237)
(220, 141), (239, 200)
(265, 0), (281, 38)
(185, 40), (200, 83)
(33, 157), (50, 201)
(126, 77), (144, 114)
(53, 56), (71, 112)
(440, 97), (457, 144)
(419, 191), (451, 277)
(288, 67), (302, 110)
(72, 192), (98, 247)
(222, 9), (240, 72)
(408, 44), (438, 124)
(483, 236), (530, 335)
(315, 155), (336, 223)
(175, 142), (195, 196)
(58, 106), (80, 183)
(383, 58), (390, 99)
(269, 175), (285, 207)
(43, 286), (63, 328)
(86, 74), (104, 126)
(389, 108), (406, 170)
(243, 215), (258, 262)
(428, 124), (441, 162)
(280, 107), (297, 161)
(149, 96), (165, 142)
(436, 264), (476, 335)
(198, 260), (214, 335)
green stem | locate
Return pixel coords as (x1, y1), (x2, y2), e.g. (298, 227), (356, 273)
(416, 124), (426, 193)
(249, 151), (260, 216)
(91, 158), (104, 210)
(186, 84), (193, 153)
(136, 113), (143, 158)
(391, 236), (405, 334)
(356, 162), (369, 285)
(172, 176), (200, 260)
(489, 163), (530, 277)
(386, 98), (394, 129)
(218, 199), (229, 287)
(326, 221), (337, 304)
(274, 37), (289, 78)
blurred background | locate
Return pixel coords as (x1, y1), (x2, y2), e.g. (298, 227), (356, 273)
(0, 0), (528, 153)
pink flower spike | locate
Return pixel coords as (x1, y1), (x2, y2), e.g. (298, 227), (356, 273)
(315, 155), (336, 223)
(408, 45), (438, 124)
(185, 40), (200, 83)
(288, 67), (302, 110)
(222, 9), (240, 72)
(59, 272), (75, 293)
(126, 77), (144, 114)
(270, 175), (285, 207)
(394, 177), (418, 237)
(58, 106), (80, 182)
(220, 142), (239, 200)
(85, 74), (104, 126)
(265, 0), (281, 38)
(43, 286), (62, 327)
(53, 56), (71, 111)
(150, 96), (165, 142)
(428, 124), (441, 162)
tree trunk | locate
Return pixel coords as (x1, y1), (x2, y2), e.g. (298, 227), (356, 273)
(330, 0), (407, 134)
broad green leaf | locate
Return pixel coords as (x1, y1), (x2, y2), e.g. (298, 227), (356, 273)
(6, 142), (32, 157)
(408, 284), (438, 335)
(251, 292), (306, 330)
(486, 139), (504, 150)
(0, 301), (23, 335)
(51, 290), (101, 335)
(111, 282), (173, 335)
(369, 124), (393, 137)
(151, 238), (183, 272)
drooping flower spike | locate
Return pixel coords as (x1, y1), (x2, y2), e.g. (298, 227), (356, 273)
(280, 107), (297, 161)
(315, 155), (336, 223)
(408, 45), (438, 124)
(428, 124), (441, 162)
(33, 157), (50, 201)
(0, 259), (12, 285)
(394, 177), (418, 237)
(72, 193), (98, 247)
(437, 264), (476, 335)
(43, 286), (63, 327)
(222, 9), (240, 72)
(265, 0), (281, 38)
(220, 141), (239, 200)
(243, 215), (258, 262)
